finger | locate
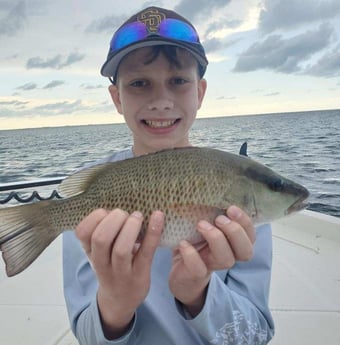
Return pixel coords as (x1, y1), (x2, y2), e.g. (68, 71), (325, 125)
(197, 220), (235, 269)
(215, 214), (254, 261)
(91, 209), (129, 268)
(178, 240), (208, 279)
(227, 205), (256, 244)
(111, 211), (144, 265)
(76, 208), (109, 254)
(135, 210), (164, 269)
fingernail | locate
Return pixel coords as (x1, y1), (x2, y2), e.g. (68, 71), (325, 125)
(228, 206), (242, 219)
(198, 220), (214, 231)
(215, 215), (231, 226)
(152, 210), (165, 226)
(179, 240), (190, 248)
(150, 211), (164, 232)
(131, 211), (143, 218)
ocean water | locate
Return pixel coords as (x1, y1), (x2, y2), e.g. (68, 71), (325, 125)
(0, 109), (339, 217)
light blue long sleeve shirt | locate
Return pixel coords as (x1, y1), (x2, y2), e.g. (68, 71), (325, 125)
(63, 148), (275, 345)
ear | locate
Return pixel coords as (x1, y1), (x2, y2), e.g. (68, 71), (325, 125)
(197, 78), (207, 110)
(108, 84), (123, 114)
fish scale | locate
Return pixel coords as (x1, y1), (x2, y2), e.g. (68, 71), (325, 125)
(0, 146), (309, 276)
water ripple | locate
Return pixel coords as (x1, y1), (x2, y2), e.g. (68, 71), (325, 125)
(0, 110), (339, 217)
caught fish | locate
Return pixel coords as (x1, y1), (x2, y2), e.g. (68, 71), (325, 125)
(0, 147), (309, 276)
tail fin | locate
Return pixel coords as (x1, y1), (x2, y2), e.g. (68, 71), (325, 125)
(0, 201), (60, 277)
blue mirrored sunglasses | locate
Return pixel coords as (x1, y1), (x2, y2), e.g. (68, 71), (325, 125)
(110, 18), (200, 52)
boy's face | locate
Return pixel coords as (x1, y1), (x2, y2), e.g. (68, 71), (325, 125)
(109, 47), (207, 156)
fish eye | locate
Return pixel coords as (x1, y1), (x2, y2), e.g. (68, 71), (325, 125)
(269, 178), (284, 191)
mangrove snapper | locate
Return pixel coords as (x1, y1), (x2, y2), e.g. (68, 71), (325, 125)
(0, 147), (309, 276)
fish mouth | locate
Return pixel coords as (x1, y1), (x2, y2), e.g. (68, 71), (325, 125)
(286, 196), (309, 215)
(142, 118), (180, 129)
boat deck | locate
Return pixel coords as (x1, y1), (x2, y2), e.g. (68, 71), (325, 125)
(0, 210), (339, 344)
(270, 210), (340, 345)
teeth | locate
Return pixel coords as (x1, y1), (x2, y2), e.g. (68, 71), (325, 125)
(144, 120), (177, 128)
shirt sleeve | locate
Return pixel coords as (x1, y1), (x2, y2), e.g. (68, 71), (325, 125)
(62, 231), (136, 345)
(62, 149), (137, 345)
(176, 223), (275, 344)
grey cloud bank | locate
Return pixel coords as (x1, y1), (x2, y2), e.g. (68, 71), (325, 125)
(259, 0), (340, 32)
(26, 52), (85, 70)
(175, 0), (231, 20)
(234, 23), (334, 74)
(0, 1), (26, 36)
(43, 80), (65, 89)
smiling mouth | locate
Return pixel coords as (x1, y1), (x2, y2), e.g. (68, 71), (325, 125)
(142, 119), (180, 128)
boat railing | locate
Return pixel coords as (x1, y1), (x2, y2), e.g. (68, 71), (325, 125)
(0, 177), (65, 204)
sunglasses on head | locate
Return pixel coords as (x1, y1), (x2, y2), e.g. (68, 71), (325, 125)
(110, 18), (200, 53)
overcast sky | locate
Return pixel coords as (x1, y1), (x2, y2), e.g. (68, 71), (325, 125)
(1, 0), (340, 130)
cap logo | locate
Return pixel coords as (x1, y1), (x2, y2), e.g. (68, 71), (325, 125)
(137, 8), (166, 33)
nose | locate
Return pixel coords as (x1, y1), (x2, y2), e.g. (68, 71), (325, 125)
(147, 87), (174, 111)
(147, 99), (174, 111)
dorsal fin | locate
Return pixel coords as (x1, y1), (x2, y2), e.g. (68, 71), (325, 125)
(58, 163), (111, 198)
(239, 142), (248, 157)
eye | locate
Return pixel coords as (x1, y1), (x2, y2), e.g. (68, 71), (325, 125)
(130, 80), (148, 87)
(269, 178), (284, 191)
(171, 77), (188, 85)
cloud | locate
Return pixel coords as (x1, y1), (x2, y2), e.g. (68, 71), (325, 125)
(5, 53), (19, 60)
(174, 0), (231, 21)
(16, 82), (38, 91)
(0, 99), (83, 118)
(0, 2), (13, 10)
(14, 80), (65, 91)
(189, 17), (241, 54)
(26, 55), (61, 69)
(80, 83), (105, 90)
(0, 1), (26, 36)
(0, 99), (29, 107)
(233, 23), (333, 74)
(205, 17), (242, 37)
(34, 99), (83, 114)
(62, 52), (85, 67)
(203, 37), (224, 53)
(264, 92), (280, 97)
(85, 14), (126, 33)
(259, 0), (340, 33)
(26, 52), (85, 70)
(0, 97), (30, 117)
(0, 98), (114, 118)
(251, 89), (264, 94)
(42, 80), (65, 89)
(305, 45), (340, 77)
(216, 96), (236, 100)
(203, 36), (238, 54)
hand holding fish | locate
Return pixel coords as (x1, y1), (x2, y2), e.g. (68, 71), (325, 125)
(74, 203), (255, 336)
(169, 206), (255, 317)
(75, 208), (165, 340)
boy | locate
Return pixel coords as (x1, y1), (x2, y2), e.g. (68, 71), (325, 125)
(63, 6), (274, 345)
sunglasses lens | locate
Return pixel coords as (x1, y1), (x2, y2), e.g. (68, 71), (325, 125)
(110, 19), (199, 53)
(159, 19), (198, 43)
(110, 22), (148, 51)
